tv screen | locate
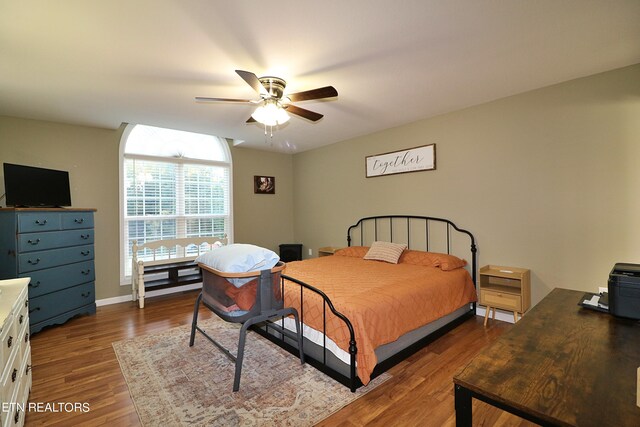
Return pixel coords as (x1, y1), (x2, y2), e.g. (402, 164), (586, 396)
(3, 163), (72, 207)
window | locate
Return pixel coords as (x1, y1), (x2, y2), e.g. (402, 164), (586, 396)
(120, 124), (232, 281)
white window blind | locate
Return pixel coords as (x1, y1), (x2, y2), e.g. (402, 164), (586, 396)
(121, 125), (231, 279)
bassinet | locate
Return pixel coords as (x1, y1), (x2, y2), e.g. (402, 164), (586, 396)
(189, 261), (304, 391)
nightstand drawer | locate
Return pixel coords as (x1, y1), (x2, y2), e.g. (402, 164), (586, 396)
(481, 289), (522, 311)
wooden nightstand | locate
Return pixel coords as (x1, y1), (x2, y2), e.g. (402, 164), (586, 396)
(318, 247), (340, 257)
(479, 265), (531, 326)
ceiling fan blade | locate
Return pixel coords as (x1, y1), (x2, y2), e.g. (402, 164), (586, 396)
(195, 96), (254, 103)
(285, 104), (324, 122)
(287, 86), (338, 102)
(236, 70), (269, 96)
(246, 116), (256, 123)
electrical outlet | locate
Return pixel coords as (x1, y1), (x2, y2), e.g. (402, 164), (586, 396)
(308, 248), (313, 256)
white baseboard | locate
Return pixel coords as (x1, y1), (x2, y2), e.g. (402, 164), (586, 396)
(96, 283), (202, 307)
(475, 305), (516, 324)
(95, 294), (132, 307)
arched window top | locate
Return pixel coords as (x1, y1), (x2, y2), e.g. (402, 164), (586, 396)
(125, 124), (229, 163)
(119, 123), (233, 283)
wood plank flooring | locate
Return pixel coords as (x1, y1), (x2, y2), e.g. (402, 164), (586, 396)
(25, 291), (536, 426)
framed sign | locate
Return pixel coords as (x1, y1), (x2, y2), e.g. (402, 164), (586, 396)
(365, 144), (436, 178)
(254, 175), (275, 194)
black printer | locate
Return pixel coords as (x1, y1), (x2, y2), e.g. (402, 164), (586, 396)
(607, 263), (640, 320)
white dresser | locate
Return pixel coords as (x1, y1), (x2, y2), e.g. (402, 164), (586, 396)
(0, 278), (31, 427)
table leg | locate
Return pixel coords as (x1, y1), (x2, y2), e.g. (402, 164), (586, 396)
(455, 384), (473, 427)
(484, 306), (491, 326)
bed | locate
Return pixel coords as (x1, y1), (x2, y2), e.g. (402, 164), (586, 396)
(253, 215), (479, 392)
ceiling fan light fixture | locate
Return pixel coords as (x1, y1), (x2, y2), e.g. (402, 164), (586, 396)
(251, 101), (290, 126)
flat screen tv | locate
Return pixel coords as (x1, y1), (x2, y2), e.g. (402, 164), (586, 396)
(3, 163), (72, 207)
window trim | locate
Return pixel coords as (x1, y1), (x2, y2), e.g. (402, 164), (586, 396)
(118, 123), (233, 285)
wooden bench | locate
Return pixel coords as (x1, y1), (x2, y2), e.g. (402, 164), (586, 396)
(131, 236), (227, 308)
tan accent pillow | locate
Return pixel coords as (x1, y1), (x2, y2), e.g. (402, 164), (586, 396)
(364, 241), (407, 264)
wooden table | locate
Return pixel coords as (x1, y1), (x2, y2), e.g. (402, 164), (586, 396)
(453, 288), (640, 426)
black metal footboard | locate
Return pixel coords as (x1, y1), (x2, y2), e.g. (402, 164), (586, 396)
(252, 274), (361, 392)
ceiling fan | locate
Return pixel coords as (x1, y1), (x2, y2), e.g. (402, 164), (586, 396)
(196, 70), (338, 126)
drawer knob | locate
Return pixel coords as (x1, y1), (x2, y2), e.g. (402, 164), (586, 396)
(7, 335), (12, 348)
(29, 281), (40, 288)
(24, 333), (29, 343)
(27, 258), (41, 265)
(81, 269), (91, 275)
(26, 364), (32, 374)
(29, 307), (40, 314)
(74, 218), (85, 224)
(81, 291), (92, 298)
(19, 314), (24, 324)
(27, 238), (41, 245)
(11, 368), (17, 382)
(81, 250), (91, 256)
(80, 234), (90, 239)
(35, 219), (48, 225)
(25, 299), (29, 307)
(14, 410), (19, 424)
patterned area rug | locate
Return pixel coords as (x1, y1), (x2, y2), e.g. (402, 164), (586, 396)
(113, 317), (390, 426)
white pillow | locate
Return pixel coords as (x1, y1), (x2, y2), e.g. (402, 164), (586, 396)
(196, 244), (280, 287)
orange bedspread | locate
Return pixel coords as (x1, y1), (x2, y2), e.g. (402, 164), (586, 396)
(282, 255), (477, 385)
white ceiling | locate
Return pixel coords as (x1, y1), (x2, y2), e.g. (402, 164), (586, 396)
(1, 1), (639, 153)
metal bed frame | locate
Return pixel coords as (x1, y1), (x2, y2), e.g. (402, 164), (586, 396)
(252, 215), (477, 392)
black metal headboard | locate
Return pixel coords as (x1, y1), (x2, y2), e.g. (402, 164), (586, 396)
(346, 215), (478, 286)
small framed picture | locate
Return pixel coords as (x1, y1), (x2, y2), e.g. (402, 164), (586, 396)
(254, 176), (275, 194)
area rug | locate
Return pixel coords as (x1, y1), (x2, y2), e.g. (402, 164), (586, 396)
(113, 317), (390, 426)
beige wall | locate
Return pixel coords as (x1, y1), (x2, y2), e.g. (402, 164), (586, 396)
(0, 117), (294, 299)
(230, 145), (294, 251)
(0, 117), (124, 299)
(292, 64), (640, 307)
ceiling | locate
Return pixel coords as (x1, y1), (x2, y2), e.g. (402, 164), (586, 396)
(1, 1), (639, 153)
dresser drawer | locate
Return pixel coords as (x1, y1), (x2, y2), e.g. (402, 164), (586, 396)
(480, 289), (522, 311)
(3, 343), (29, 427)
(18, 229), (94, 253)
(0, 316), (13, 374)
(17, 318), (29, 364)
(17, 213), (61, 233)
(0, 343), (20, 408)
(18, 244), (94, 273)
(28, 282), (95, 325)
(18, 345), (31, 411)
(22, 260), (94, 298)
(61, 212), (94, 230)
(0, 282), (27, 376)
(14, 294), (28, 340)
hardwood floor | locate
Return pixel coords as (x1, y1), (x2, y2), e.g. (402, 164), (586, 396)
(26, 291), (535, 426)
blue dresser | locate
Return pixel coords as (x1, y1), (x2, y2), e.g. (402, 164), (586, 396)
(0, 208), (96, 334)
